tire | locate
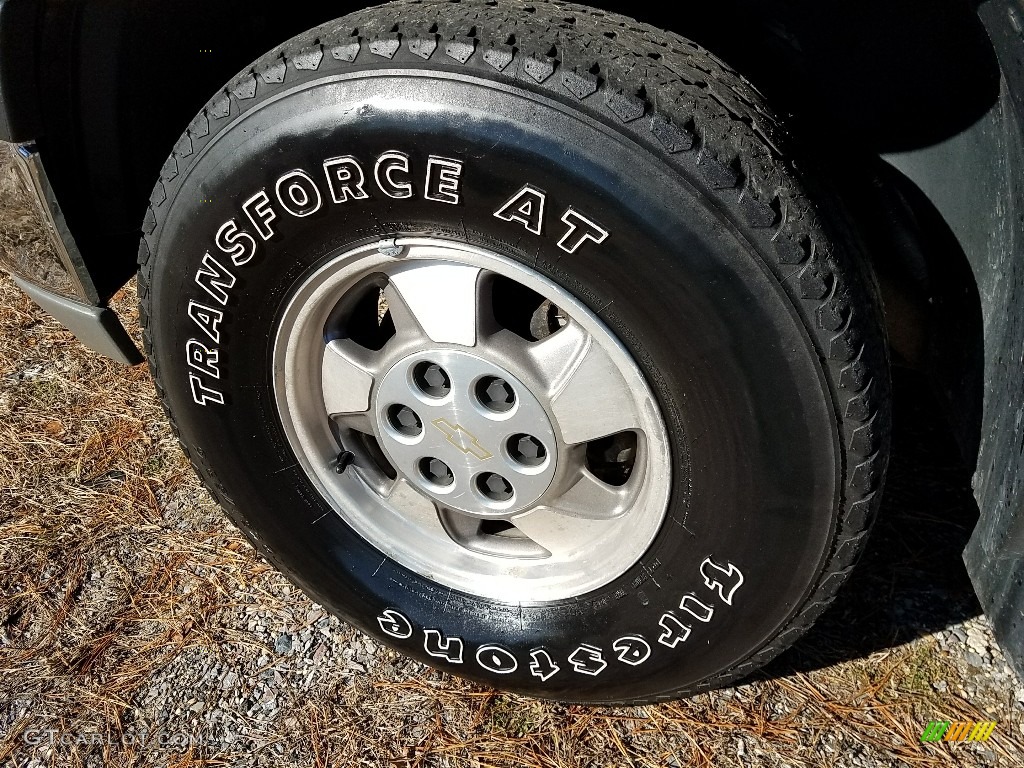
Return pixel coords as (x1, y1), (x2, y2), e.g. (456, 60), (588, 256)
(138, 0), (890, 703)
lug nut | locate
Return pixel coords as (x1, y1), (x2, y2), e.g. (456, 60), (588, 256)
(419, 457), (454, 487)
(413, 361), (451, 398)
(476, 376), (516, 413)
(386, 404), (422, 436)
(477, 472), (514, 502)
(508, 434), (546, 467)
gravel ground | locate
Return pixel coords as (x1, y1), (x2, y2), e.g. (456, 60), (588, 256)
(1, 272), (1023, 767)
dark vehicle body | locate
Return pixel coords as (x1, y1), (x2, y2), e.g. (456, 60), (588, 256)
(1, 0), (1022, 674)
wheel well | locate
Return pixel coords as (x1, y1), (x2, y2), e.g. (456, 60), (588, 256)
(34, 0), (362, 301)
(848, 159), (985, 467)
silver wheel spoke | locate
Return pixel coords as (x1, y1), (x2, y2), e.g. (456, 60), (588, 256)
(322, 339), (375, 417)
(384, 477), (449, 536)
(523, 320), (590, 389)
(439, 510), (552, 559)
(547, 470), (631, 519)
(385, 262), (483, 346)
(511, 506), (622, 560)
(546, 332), (642, 444)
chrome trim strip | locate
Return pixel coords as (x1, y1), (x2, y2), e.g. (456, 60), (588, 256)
(0, 141), (101, 303)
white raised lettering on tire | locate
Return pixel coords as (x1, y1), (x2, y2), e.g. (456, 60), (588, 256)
(529, 648), (560, 681)
(187, 301), (224, 345)
(275, 169), (323, 217)
(557, 207), (609, 254)
(568, 644), (607, 676)
(189, 373), (224, 406)
(423, 629), (464, 663)
(493, 184), (546, 235)
(352, 556), (745, 681)
(377, 609), (413, 639)
(242, 190), (277, 240)
(679, 594), (714, 623)
(374, 151), (413, 199)
(186, 339), (220, 379)
(476, 644), (518, 674)
(424, 157), (464, 205)
(612, 635), (652, 666)
(700, 557), (744, 605)
(323, 156), (370, 203)
(215, 219), (257, 266)
(657, 613), (691, 648)
(193, 253), (236, 306)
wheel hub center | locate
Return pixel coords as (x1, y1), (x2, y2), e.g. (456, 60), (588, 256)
(373, 349), (557, 516)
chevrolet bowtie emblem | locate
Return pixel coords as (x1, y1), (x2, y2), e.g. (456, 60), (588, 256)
(431, 418), (493, 461)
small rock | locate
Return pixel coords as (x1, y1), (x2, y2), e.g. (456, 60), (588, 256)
(964, 651), (985, 668)
(275, 633), (292, 654)
(966, 629), (988, 654)
(313, 643), (327, 665)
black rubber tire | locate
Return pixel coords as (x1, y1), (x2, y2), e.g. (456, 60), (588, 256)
(138, 0), (891, 703)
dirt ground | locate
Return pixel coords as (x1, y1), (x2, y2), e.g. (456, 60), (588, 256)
(0, 271), (1023, 767)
